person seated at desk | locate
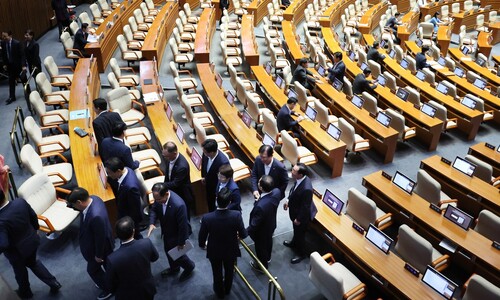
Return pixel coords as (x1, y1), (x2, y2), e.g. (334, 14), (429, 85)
(367, 41), (386, 66)
(292, 58), (319, 91)
(385, 12), (402, 44)
(352, 68), (377, 96)
(429, 12), (444, 33)
(277, 97), (304, 138)
(100, 122), (140, 170)
(416, 45), (432, 70)
(327, 52), (345, 84)
(74, 22), (91, 57)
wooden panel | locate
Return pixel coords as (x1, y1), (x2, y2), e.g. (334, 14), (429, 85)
(283, 0), (312, 22)
(240, 15), (259, 66)
(194, 8), (216, 63)
(247, 0), (272, 26)
(358, 1), (389, 34)
(0, 0), (53, 41)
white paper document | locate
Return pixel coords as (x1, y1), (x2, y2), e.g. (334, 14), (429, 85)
(168, 240), (194, 261)
(143, 92), (161, 104)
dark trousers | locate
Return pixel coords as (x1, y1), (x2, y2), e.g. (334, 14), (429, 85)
(164, 243), (195, 271)
(6, 248), (57, 293)
(6, 64), (20, 100)
(87, 259), (108, 292)
(254, 234), (273, 268)
(209, 257), (236, 297)
(57, 19), (70, 37)
(206, 188), (216, 212)
(291, 222), (308, 256)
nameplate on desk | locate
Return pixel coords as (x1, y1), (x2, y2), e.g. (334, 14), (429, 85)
(440, 157), (452, 165)
(143, 78), (153, 85)
(381, 171), (392, 181)
(70, 109), (89, 120)
(429, 203), (442, 214)
(485, 143), (495, 150)
(492, 241), (500, 250)
(352, 222), (364, 234)
(404, 263), (420, 277)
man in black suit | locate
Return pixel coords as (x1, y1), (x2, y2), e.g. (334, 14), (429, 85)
(105, 157), (144, 240)
(66, 187), (114, 300)
(100, 122), (140, 170)
(216, 164), (241, 212)
(23, 30), (41, 79)
(251, 145), (289, 200)
(1, 31), (24, 104)
(148, 183), (195, 281)
(73, 23), (90, 57)
(352, 68), (377, 95)
(292, 58), (318, 91)
(416, 45), (431, 70)
(162, 141), (194, 218)
(51, 0), (70, 37)
(0, 190), (61, 299)
(276, 97), (304, 138)
(283, 163), (317, 264)
(201, 139), (229, 212)
(327, 52), (346, 84)
(219, 0), (229, 23)
(92, 98), (124, 147)
(199, 188), (247, 298)
(247, 175), (281, 270)
(106, 217), (159, 300)
(367, 41), (386, 66)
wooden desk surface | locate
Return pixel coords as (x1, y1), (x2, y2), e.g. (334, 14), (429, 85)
(482, 0), (500, 10)
(240, 15), (259, 66)
(420, 155), (500, 218)
(398, 11), (420, 49)
(141, 1), (178, 64)
(420, 0), (465, 22)
(251, 66), (346, 177)
(452, 8), (490, 34)
(312, 195), (443, 299)
(468, 142), (500, 177)
(283, 0), (312, 22)
(247, 0), (272, 26)
(194, 8), (216, 63)
(319, 0), (355, 28)
(282, 20), (307, 65)
(489, 21), (500, 45)
(436, 24), (453, 56)
(358, 1), (388, 34)
(478, 31), (493, 58)
(363, 170), (500, 279)
(394, 0), (411, 13)
(197, 63), (283, 162)
(448, 48), (500, 87)
(86, 0), (141, 72)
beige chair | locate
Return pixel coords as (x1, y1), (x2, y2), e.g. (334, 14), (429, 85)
(280, 130), (317, 166)
(107, 72), (141, 101)
(338, 118), (370, 155)
(43, 56), (73, 89)
(343, 77), (353, 98)
(414, 169), (456, 210)
(428, 100), (458, 132)
(181, 94), (215, 135)
(145, 0), (160, 15)
(97, 0), (112, 16)
(170, 38), (194, 69)
(174, 77), (204, 116)
(221, 30), (241, 48)
(179, 10), (197, 32)
(262, 111), (283, 144)
(405, 86), (421, 107)
(133, 9), (152, 31)
(89, 3), (104, 25)
(106, 87), (145, 126)
(394, 45), (404, 63)
(18, 173), (79, 234)
(117, 34), (142, 66)
(295, 82), (317, 111)
(176, 18), (196, 42)
(30, 91), (69, 127)
(270, 44), (290, 73)
(383, 71), (397, 93)
(110, 58), (140, 88)
(464, 93), (494, 122)
(440, 80), (459, 99)
(170, 61), (198, 92)
(314, 99), (338, 128)
(465, 155), (500, 186)
(394, 224), (450, 274)
(384, 109), (416, 141)
(361, 92), (381, 116)
(475, 14), (489, 32)
(367, 60), (381, 79)
(462, 274), (500, 300)
(228, 63), (252, 91)
(173, 27), (194, 52)
(346, 188), (392, 230)
(221, 41), (242, 67)
(357, 48), (367, 65)
(422, 68), (436, 86)
(134, 168), (165, 205)
(140, 3), (156, 22)
(222, 11), (240, 30)
(489, 11), (498, 23)
(123, 25), (144, 50)
(69, 21), (80, 36)
(61, 32), (83, 64)
(309, 252), (367, 300)
(229, 157), (251, 182)
(78, 12), (95, 30)
(193, 119), (230, 151)
(128, 17), (147, 40)
(247, 95), (272, 125)
(405, 56), (417, 74)
(20, 144), (73, 187)
(131, 148), (163, 175)
(24, 116), (70, 155)
(183, 3), (200, 23)
(474, 210), (500, 241)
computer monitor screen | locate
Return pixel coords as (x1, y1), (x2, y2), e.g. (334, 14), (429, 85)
(436, 83), (448, 95)
(352, 95), (364, 108)
(241, 110), (252, 127)
(305, 105), (318, 121)
(349, 51), (356, 61)
(460, 96), (476, 109)
(317, 65), (326, 77)
(388, 49), (396, 59)
(396, 88), (410, 101)
(392, 171), (416, 194)
(421, 266), (457, 300)
(473, 78), (487, 90)
(226, 91), (235, 106)
(326, 123), (342, 141)
(166, 102), (173, 121)
(275, 75), (284, 89)
(360, 62), (368, 71)
(437, 56), (446, 66)
(421, 103), (437, 117)
(333, 78), (343, 91)
(400, 59), (409, 69)
(416, 71), (426, 81)
(498, 145), (500, 153)
(288, 88), (298, 99)
(322, 189), (344, 215)
(443, 205), (474, 231)
(377, 75), (386, 86)
(365, 224), (393, 254)
(265, 62), (272, 75)
(380, 39), (386, 48)
(416, 39), (423, 47)
(452, 156), (476, 177)
(454, 67), (465, 78)
(175, 124), (185, 143)
(461, 47), (470, 55)
(262, 133), (276, 147)
(376, 112), (391, 127)
(476, 57), (486, 67)
(216, 72), (224, 88)
(190, 147), (202, 170)
(340, 42), (347, 50)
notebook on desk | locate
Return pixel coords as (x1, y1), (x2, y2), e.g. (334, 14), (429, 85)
(190, 147), (202, 170)
(376, 74), (386, 86)
(453, 67), (465, 78)
(436, 83), (448, 95)
(473, 78), (487, 90)
(416, 70), (426, 81)
(396, 88), (410, 101)
(351, 95), (364, 108)
(460, 96), (477, 109)
(333, 78), (343, 91)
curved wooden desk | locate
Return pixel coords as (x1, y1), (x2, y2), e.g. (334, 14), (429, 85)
(283, 0), (312, 21)
(468, 142), (500, 177)
(452, 8), (491, 34)
(241, 15), (260, 66)
(398, 11), (420, 49)
(319, 0), (355, 28)
(420, 0), (465, 22)
(489, 21), (500, 44)
(247, 0), (273, 26)
(478, 31), (493, 58)
(282, 20), (307, 65)
(436, 24), (453, 55)
(448, 48), (500, 87)
(194, 8), (216, 63)
(358, 1), (389, 34)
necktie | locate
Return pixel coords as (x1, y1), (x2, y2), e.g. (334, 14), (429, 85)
(162, 203), (167, 215)
(7, 41), (11, 62)
(290, 182), (297, 195)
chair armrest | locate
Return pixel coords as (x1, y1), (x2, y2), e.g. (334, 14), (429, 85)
(51, 75), (72, 84)
(40, 124), (65, 134)
(236, 71), (249, 79)
(46, 93), (69, 102)
(46, 172), (68, 184)
(118, 75), (138, 85)
(123, 50), (141, 59)
(438, 199), (458, 206)
(431, 254), (450, 271)
(343, 283), (366, 300)
(404, 126), (416, 134)
(41, 112), (67, 124)
(125, 131), (149, 141)
(131, 100), (145, 114)
(128, 91), (139, 100)
(491, 175), (500, 186)
(178, 69), (194, 77)
(352, 139), (371, 151)
(374, 212), (393, 230)
(322, 253), (335, 265)
(40, 152), (67, 162)
(37, 215), (56, 233)
(58, 65), (74, 72)
(120, 66), (137, 74)
(37, 141), (66, 152)
(66, 48), (84, 58)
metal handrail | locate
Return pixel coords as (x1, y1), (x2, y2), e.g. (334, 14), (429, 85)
(235, 239), (286, 300)
(7, 170), (17, 200)
(9, 107), (28, 167)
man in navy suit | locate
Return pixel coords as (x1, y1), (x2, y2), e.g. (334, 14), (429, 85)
(73, 23), (90, 57)
(92, 98), (124, 146)
(251, 145), (289, 200)
(247, 175), (281, 270)
(201, 139), (229, 212)
(0, 190), (61, 299)
(106, 217), (159, 300)
(148, 183), (195, 281)
(105, 157), (144, 240)
(199, 188), (247, 298)
(283, 163), (317, 264)
(216, 164), (241, 212)
(276, 97), (304, 138)
(1, 31), (24, 104)
(66, 187), (114, 300)
(416, 45), (432, 70)
(162, 141), (194, 219)
(100, 122), (140, 170)
(327, 52), (346, 84)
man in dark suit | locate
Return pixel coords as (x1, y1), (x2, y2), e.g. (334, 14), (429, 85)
(352, 68), (377, 95)
(51, 0), (70, 37)
(92, 98), (124, 147)
(283, 163), (317, 264)
(23, 30), (41, 79)
(219, 0), (229, 23)
(148, 183), (195, 281)
(201, 139), (229, 212)
(0, 190), (61, 299)
(105, 157), (144, 240)
(199, 188), (247, 298)
(216, 164), (241, 212)
(327, 52), (346, 84)
(277, 97), (304, 138)
(106, 217), (159, 300)
(367, 41), (386, 66)
(247, 175), (281, 271)
(66, 187), (114, 300)
(251, 145), (289, 200)
(416, 45), (431, 70)
(1, 31), (24, 104)
(100, 122), (140, 170)
(292, 58), (318, 91)
(162, 141), (194, 218)
(73, 23), (90, 57)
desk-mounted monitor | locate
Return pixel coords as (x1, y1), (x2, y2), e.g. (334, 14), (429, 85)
(452, 156), (476, 177)
(380, 39), (386, 49)
(262, 133), (276, 147)
(400, 59), (409, 69)
(351, 95), (364, 108)
(416, 70), (426, 81)
(166, 102), (173, 121)
(388, 49), (396, 59)
(436, 82), (448, 95)
(333, 78), (343, 91)
(317, 65), (326, 77)
(421, 266), (457, 300)
(265, 62), (272, 75)
(473, 78), (487, 90)
(437, 56), (446, 66)
(275, 75), (285, 89)
(443, 205), (474, 231)
(461, 47), (470, 55)
(376, 112), (391, 127)
(305, 105), (318, 121)
(392, 171), (416, 194)
(416, 38), (423, 47)
(396, 88), (410, 101)
(460, 96), (476, 109)
(226, 90), (235, 106)
(322, 189), (344, 215)
(175, 124), (185, 143)
(98, 162), (107, 189)
(421, 103), (437, 117)
(340, 42), (347, 51)
(216, 72), (223, 89)
(365, 224), (393, 254)
(497, 145), (500, 153)
(360, 62), (368, 71)
(326, 123), (342, 141)
(190, 147), (202, 170)
(349, 51), (356, 61)
(241, 110), (252, 128)
(475, 57), (486, 67)
(453, 67), (465, 78)
(287, 88), (298, 99)
(377, 74), (386, 86)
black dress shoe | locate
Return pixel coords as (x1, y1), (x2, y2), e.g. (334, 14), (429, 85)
(291, 256), (306, 264)
(6, 98), (16, 105)
(283, 240), (294, 248)
(16, 289), (33, 299)
(179, 268), (194, 282)
(250, 261), (264, 273)
(161, 268), (180, 278)
(49, 280), (62, 293)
